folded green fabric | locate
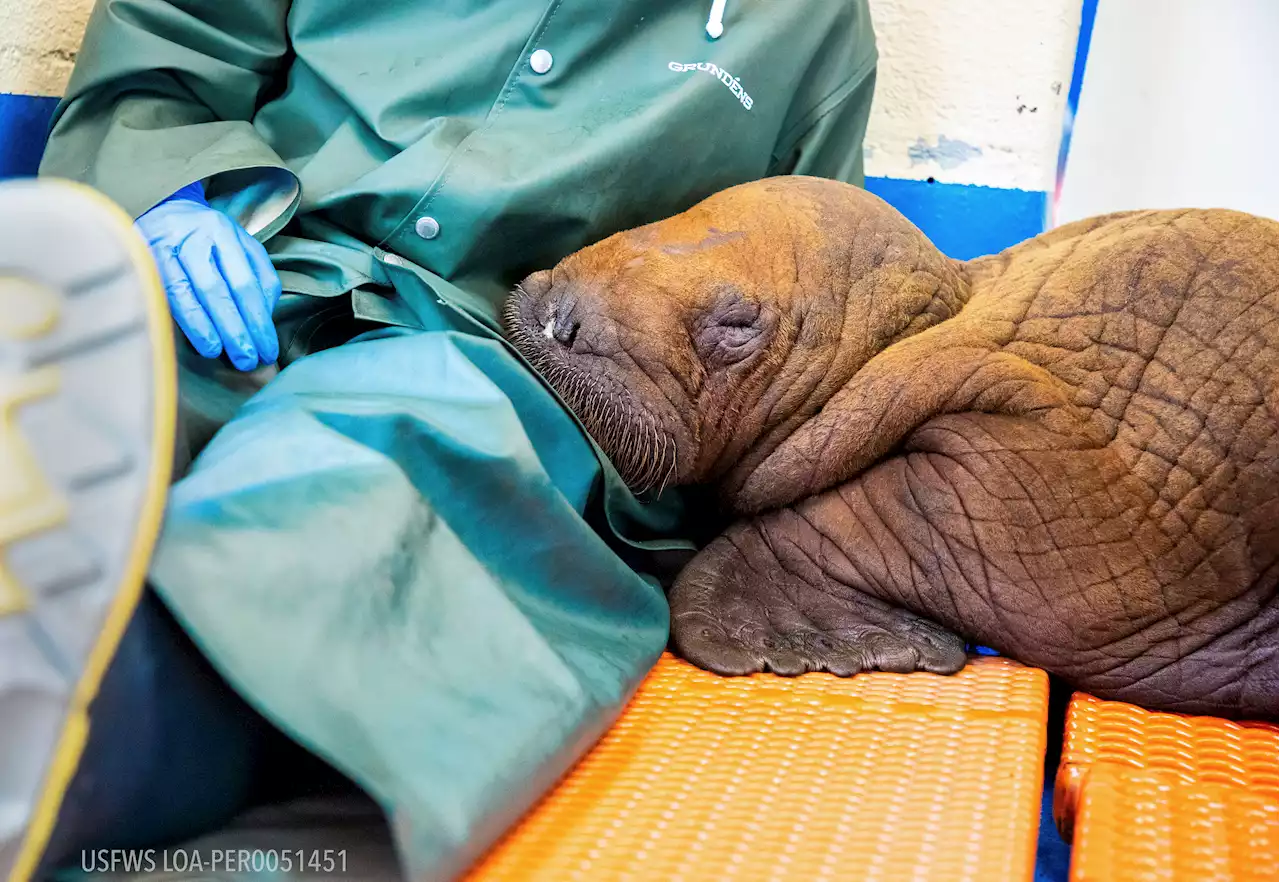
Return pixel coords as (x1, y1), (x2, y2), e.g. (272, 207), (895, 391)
(150, 326), (670, 880)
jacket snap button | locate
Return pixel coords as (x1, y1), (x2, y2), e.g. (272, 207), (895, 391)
(415, 216), (440, 239)
(530, 49), (553, 75)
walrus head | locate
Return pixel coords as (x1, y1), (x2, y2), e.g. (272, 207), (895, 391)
(503, 176), (971, 504)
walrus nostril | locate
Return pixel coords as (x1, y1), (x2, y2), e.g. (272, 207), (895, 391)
(553, 315), (580, 347)
(542, 295), (581, 348)
(542, 314), (580, 347)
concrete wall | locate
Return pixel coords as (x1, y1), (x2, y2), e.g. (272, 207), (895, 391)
(865, 0), (1080, 192)
(0, 0), (94, 97)
(862, 0), (1083, 257)
(0, 0), (1086, 258)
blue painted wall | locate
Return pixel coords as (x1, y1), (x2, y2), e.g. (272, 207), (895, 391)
(864, 177), (1047, 261)
(0, 92), (57, 180)
(1051, 0), (1099, 223)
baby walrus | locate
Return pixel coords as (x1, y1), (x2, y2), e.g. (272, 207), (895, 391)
(504, 176), (1278, 720)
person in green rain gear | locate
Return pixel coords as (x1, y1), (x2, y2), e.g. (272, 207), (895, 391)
(4, 1), (876, 878)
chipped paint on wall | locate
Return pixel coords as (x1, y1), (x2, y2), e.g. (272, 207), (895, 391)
(907, 136), (982, 171)
(865, 0), (1083, 191)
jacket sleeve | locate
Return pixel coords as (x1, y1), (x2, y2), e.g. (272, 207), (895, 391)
(766, 0), (877, 187)
(769, 65), (876, 187)
(39, 0), (299, 238)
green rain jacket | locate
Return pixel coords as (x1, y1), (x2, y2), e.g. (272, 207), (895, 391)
(41, 1), (876, 878)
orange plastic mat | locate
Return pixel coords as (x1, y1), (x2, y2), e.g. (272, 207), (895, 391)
(1054, 692), (1279, 840)
(1053, 692), (1279, 882)
(1069, 764), (1279, 882)
(465, 653), (1049, 882)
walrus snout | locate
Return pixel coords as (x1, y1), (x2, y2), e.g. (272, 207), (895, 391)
(505, 270), (593, 353)
(503, 263), (702, 495)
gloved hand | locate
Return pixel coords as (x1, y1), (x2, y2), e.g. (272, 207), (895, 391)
(136, 181), (282, 371)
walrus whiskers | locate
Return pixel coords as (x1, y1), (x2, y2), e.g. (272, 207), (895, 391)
(504, 287), (669, 493)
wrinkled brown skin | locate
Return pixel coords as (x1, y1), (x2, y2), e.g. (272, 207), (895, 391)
(504, 176), (1279, 720)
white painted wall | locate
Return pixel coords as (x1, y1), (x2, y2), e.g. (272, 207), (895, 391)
(864, 0), (1082, 192)
(1057, 0), (1280, 223)
(4, 0), (1084, 199)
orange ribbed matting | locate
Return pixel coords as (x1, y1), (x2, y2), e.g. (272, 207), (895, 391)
(1054, 692), (1279, 839)
(1069, 765), (1279, 882)
(1053, 692), (1279, 882)
(465, 653), (1049, 882)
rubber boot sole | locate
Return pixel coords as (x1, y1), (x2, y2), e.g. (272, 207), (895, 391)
(0, 179), (176, 881)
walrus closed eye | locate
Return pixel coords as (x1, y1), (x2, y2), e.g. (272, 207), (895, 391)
(504, 176), (1279, 721)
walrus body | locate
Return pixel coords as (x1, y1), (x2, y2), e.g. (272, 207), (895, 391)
(504, 176), (1279, 720)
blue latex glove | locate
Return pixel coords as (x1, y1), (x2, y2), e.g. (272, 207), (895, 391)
(136, 181), (282, 371)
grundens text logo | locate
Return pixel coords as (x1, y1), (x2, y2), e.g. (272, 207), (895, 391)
(668, 62), (754, 110)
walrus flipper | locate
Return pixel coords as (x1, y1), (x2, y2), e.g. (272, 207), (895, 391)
(669, 518), (967, 678)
